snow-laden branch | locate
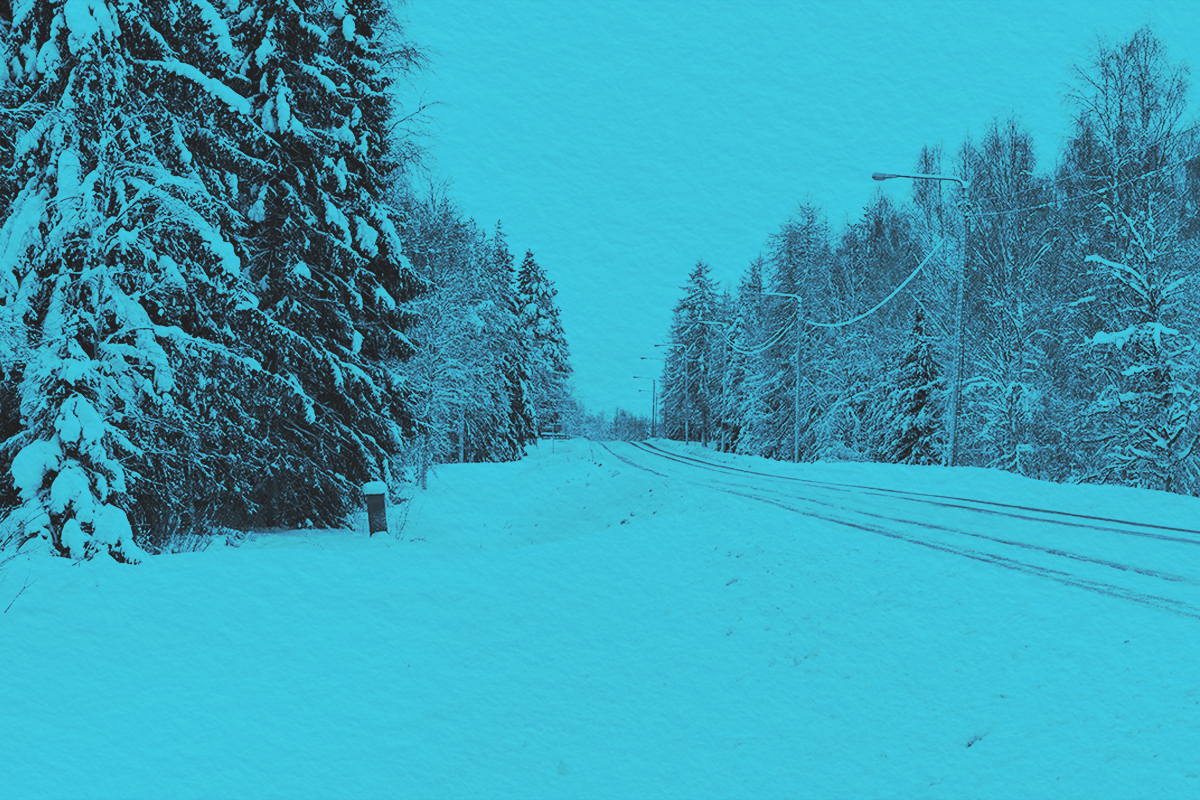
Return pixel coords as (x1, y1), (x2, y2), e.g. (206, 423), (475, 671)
(133, 60), (251, 115)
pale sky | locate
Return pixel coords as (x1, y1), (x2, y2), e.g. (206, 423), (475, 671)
(400, 0), (1200, 418)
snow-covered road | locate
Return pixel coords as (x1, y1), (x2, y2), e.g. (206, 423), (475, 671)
(606, 441), (1200, 622)
(4, 439), (1200, 798)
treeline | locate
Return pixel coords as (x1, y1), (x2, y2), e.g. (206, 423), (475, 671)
(660, 27), (1200, 495)
(565, 406), (651, 442)
(0, 1), (572, 561)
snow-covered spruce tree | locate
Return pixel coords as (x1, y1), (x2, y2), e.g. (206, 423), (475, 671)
(0, 0), (30, 511)
(878, 306), (944, 465)
(481, 223), (535, 460)
(660, 261), (719, 445)
(0, 0), (258, 559)
(233, 0), (421, 523)
(820, 192), (916, 462)
(712, 288), (736, 451)
(516, 249), (572, 434)
(737, 204), (830, 461)
(727, 256), (768, 454)
(323, 0), (425, 331)
(1060, 27), (1200, 492)
(0, 0), (18, 217)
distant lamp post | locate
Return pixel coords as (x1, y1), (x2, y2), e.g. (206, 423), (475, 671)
(639, 356), (664, 438)
(652, 343), (696, 443)
(633, 375), (657, 438)
(872, 170), (971, 467)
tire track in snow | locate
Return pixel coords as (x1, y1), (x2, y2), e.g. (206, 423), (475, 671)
(614, 442), (1200, 621)
(632, 442), (1200, 546)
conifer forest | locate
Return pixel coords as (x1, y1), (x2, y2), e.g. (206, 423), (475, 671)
(3, 6), (1200, 564)
(0, 0), (573, 561)
(657, 28), (1200, 500)
(9, 7), (1200, 797)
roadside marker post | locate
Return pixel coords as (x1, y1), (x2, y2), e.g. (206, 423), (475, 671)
(362, 481), (388, 536)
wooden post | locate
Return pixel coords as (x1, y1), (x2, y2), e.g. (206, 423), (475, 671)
(363, 481), (388, 536)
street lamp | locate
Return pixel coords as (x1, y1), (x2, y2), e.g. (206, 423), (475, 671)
(638, 357), (667, 438)
(872, 170), (971, 468)
(633, 375), (657, 438)
(758, 290), (804, 464)
(652, 343), (697, 443)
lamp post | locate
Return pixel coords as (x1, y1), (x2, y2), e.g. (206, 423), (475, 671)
(872, 170), (970, 467)
(758, 290), (804, 464)
(653, 342), (694, 443)
(633, 375), (657, 438)
(639, 356), (663, 438)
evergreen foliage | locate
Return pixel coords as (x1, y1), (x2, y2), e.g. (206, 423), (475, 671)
(517, 249), (572, 433)
(879, 308), (944, 465)
(661, 261), (719, 445)
(653, 26), (1200, 501)
(0, 0), (561, 562)
(0, 0), (262, 559)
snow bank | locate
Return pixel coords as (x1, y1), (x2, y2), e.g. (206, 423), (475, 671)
(4, 440), (1200, 798)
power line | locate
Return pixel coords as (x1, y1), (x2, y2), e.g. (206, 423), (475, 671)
(706, 238), (945, 353)
(805, 239), (945, 329)
(712, 314), (798, 357)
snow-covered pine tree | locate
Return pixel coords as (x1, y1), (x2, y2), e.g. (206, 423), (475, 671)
(661, 261), (719, 445)
(0, 0), (20, 510)
(486, 223), (536, 460)
(0, 0), (267, 559)
(727, 256), (768, 454)
(878, 307), (944, 465)
(0, 0), (17, 218)
(516, 249), (572, 434)
(816, 193), (917, 461)
(234, 0), (419, 522)
(738, 204), (829, 461)
(712, 288), (736, 451)
(323, 0), (425, 357)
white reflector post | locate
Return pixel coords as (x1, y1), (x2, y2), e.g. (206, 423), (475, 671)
(362, 481), (388, 536)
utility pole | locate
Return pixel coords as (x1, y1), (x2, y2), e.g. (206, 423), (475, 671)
(948, 187), (969, 467)
(794, 299), (801, 464)
(639, 357), (663, 438)
(652, 379), (657, 439)
(872, 171), (971, 467)
(634, 375), (657, 440)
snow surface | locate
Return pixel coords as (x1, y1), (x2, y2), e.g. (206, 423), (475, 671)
(4, 439), (1200, 798)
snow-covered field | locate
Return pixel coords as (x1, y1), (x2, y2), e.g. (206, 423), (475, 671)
(4, 438), (1200, 799)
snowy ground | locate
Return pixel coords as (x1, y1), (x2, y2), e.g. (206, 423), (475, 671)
(4, 438), (1200, 798)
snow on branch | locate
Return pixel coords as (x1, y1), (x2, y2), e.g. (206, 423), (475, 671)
(133, 59), (251, 115)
